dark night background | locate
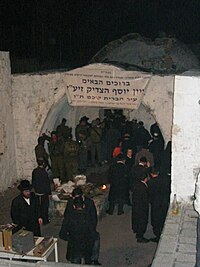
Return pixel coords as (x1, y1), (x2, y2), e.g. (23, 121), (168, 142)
(1, 0), (200, 72)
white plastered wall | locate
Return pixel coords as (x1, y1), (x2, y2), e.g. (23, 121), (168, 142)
(11, 64), (174, 179)
(0, 52), (17, 191)
(172, 72), (200, 201)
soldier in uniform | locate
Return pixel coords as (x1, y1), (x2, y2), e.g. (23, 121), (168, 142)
(89, 119), (102, 166)
(48, 131), (65, 182)
(56, 118), (72, 141)
(75, 118), (90, 173)
(64, 135), (79, 180)
(35, 136), (50, 169)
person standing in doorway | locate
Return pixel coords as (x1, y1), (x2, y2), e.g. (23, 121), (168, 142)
(32, 157), (52, 225)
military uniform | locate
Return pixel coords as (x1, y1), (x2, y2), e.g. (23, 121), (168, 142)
(64, 139), (79, 180)
(48, 137), (65, 181)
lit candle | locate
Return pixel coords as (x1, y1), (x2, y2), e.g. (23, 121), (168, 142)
(102, 184), (107, 190)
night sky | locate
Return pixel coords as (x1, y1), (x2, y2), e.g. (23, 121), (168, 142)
(1, 0), (200, 72)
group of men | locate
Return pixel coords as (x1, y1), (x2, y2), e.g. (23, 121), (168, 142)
(106, 126), (171, 244)
(10, 112), (171, 265)
(10, 155), (52, 235)
(34, 112), (166, 183)
(10, 180), (101, 265)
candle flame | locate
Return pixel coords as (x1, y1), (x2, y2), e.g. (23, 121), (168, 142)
(102, 184), (107, 190)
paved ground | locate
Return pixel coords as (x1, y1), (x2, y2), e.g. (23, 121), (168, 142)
(0, 167), (157, 267)
(152, 204), (197, 267)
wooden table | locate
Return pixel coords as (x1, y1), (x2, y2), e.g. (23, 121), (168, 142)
(0, 237), (58, 262)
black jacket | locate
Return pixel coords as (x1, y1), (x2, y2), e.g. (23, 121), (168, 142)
(11, 192), (41, 236)
(132, 181), (149, 234)
(59, 202), (95, 258)
(108, 161), (128, 202)
(32, 166), (51, 195)
(130, 164), (148, 191)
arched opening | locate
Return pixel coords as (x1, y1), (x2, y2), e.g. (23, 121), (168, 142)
(40, 96), (157, 140)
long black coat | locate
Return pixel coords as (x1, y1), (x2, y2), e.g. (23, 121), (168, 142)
(32, 166), (51, 195)
(132, 181), (149, 236)
(149, 138), (164, 169)
(61, 196), (98, 261)
(108, 161), (128, 203)
(64, 197), (98, 231)
(148, 175), (170, 229)
(11, 192), (41, 236)
(130, 164), (148, 191)
(59, 206), (95, 259)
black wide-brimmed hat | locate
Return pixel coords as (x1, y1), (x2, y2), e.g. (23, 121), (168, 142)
(17, 180), (33, 191)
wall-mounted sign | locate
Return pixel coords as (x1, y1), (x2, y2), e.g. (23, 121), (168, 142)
(64, 68), (151, 109)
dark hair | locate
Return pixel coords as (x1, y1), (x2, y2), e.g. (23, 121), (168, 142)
(116, 153), (125, 161)
(37, 157), (44, 166)
(51, 131), (56, 136)
(37, 136), (44, 145)
(139, 156), (147, 163)
(72, 187), (83, 197)
(151, 167), (159, 175)
(73, 196), (85, 210)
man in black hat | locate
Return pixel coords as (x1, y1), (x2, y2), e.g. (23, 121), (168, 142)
(10, 180), (42, 236)
(107, 153), (128, 215)
(60, 187), (101, 265)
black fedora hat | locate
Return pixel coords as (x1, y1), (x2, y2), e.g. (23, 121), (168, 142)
(17, 180), (33, 191)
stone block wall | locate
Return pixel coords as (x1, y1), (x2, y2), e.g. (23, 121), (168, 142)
(0, 52), (17, 191)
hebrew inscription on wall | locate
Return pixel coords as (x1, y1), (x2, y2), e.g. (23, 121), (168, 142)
(64, 68), (151, 109)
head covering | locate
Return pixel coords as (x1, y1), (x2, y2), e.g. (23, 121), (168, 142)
(91, 119), (98, 127)
(80, 116), (89, 122)
(72, 187), (83, 197)
(151, 167), (159, 175)
(73, 196), (85, 210)
(139, 156), (148, 163)
(37, 157), (45, 166)
(62, 118), (67, 123)
(18, 180), (33, 191)
(116, 153), (125, 161)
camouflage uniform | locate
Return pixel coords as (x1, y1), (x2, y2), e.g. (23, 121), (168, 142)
(64, 139), (79, 180)
(48, 137), (65, 181)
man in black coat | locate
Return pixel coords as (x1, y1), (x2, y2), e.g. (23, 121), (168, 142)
(11, 180), (42, 236)
(59, 196), (95, 265)
(149, 133), (164, 170)
(135, 121), (151, 152)
(132, 173), (149, 243)
(107, 153), (128, 215)
(130, 156), (149, 191)
(61, 187), (101, 266)
(148, 168), (170, 242)
(32, 158), (52, 225)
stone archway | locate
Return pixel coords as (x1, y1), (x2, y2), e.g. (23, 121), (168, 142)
(41, 96), (158, 142)
(11, 63), (173, 180)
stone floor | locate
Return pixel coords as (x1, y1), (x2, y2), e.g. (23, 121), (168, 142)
(152, 204), (197, 267)
(0, 167), (157, 267)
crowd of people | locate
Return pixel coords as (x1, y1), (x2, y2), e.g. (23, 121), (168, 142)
(9, 109), (172, 265)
